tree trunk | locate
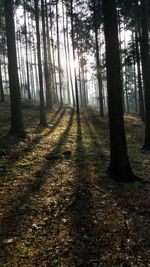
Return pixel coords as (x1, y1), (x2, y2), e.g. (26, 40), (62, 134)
(132, 31), (138, 113)
(118, 11), (125, 113)
(56, 0), (63, 105)
(24, 3), (32, 100)
(134, 0), (144, 119)
(93, 0), (104, 117)
(140, 0), (150, 150)
(70, 0), (79, 113)
(102, 0), (137, 182)
(41, 0), (53, 110)
(95, 27), (104, 117)
(34, 0), (47, 126)
(4, 0), (24, 135)
(45, 0), (54, 105)
(49, 5), (58, 104)
(135, 30), (144, 119)
(0, 60), (5, 103)
(66, 15), (75, 106)
(62, 1), (71, 105)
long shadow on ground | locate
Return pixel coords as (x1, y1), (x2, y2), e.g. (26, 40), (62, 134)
(0, 108), (75, 250)
(84, 110), (150, 266)
(67, 113), (100, 267)
(0, 107), (66, 176)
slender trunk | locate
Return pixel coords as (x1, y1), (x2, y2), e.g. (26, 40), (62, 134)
(66, 15), (75, 106)
(131, 31), (138, 113)
(124, 27), (129, 113)
(62, 1), (71, 104)
(78, 66), (82, 106)
(49, 5), (58, 103)
(24, 3), (32, 100)
(45, 0), (54, 104)
(118, 12), (125, 112)
(0, 60), (5, 102)
(70, 0), (79, 113)
(95, 26), (104, 116)
(34, 0), (47, 126)
(135, 30), (144, 119)
(31, 16), (40, 97)
(93, 0), (104, 116)
(56, 0), (63, 104)
(41, 0), (53, 110)
(134, 0), (144, 119)
(17, 29), (24, 94)
(3, 54), (8, 94)
(125, 70), (129, 113)
(28, 14), (35, 99)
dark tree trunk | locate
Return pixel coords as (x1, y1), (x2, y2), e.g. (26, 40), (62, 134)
(70, 0), (79, 113)
(140, 0), (150, 150)
(0, 60), (5, 103)
(102, 0), (137, 182)
(49, 5), (58, 104)
(66, 15), (75, 106)
(62, 1), (71, 105)
(41, 0), (53, 110)
(124, 30), (129, 113)
(135, 30), (144, 119)
(93, 0), (104, 117)
(134, 0), (144, 119)
(34, 0), (47, 126)
(45, 0), (54, 105)
(132, 31), (138, 113)
(24, 3), (32, 100)
(118, 11), (125, 113)
(4, 0), (24, 135)
(95, 27), (104, 117)
(56, 0), (63, 105)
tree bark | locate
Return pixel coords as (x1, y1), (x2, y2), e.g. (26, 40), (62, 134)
(23, 2), (32, 100)
(70, 0), (79, 113)
(134, 0), (144, 119)
(56, 0), (63, 105)
(62, 1), (71, 105)
(66, 15), (75, 106)
(41, 0), (53, 110)
(93, 0), (104, 117)
(4, 0), (24, 135)
(140, 0), (150, 150)
(135, 30), (144, 119)
(0, 60), (5, 103)
(102, 0), (137, 182)
(34, 0), (47, 126)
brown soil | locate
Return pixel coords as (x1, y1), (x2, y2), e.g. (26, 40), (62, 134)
(0, 103), (149, 266)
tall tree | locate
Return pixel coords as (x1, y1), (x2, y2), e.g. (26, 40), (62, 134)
(70, 0), (79, 113)
(134, 0), (144, 119)
(102, 0), (137, 182)
(56, 0), (63, 105)
(140, 0), (150, 150)
(4, 0), (24, 135)
(23, 1), (32, 100)
(0, 59), (5, 103)
(34, 0), (47, 126)
(41, 0), (53, 110)
(93, 0), (104, 116)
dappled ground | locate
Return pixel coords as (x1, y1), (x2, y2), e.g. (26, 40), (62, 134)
(0, 102), (150, 267)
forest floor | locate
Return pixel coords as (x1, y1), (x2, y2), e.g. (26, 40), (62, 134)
(0, 102), (150, 267)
